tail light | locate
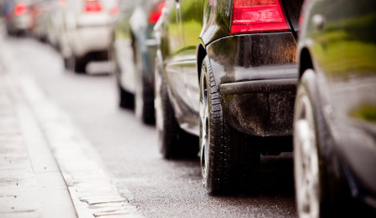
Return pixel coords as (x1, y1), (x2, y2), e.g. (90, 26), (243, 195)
(148, 2), (165, 24)
(14, 3), (27, 16)
(230, 0), (289, 34)
(110, 5), (119, 15)
(84, 0), (102, 13)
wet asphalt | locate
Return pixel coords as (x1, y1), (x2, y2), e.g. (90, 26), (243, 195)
(1, 34), (297, 218)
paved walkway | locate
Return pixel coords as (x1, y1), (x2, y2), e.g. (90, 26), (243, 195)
(0, 30), (143, 217)
(0, 57), (77, 217)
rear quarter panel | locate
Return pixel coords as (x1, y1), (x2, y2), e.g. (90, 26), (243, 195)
(299, 0), (376, 198)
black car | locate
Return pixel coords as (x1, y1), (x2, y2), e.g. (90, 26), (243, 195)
(294, 0), (376, 217)
(154, 0), (303, 194)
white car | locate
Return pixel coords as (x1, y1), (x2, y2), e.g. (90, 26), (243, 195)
(60, 0), (119, 73)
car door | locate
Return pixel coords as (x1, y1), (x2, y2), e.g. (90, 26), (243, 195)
(164, 0), (191, 121)
(315, 0), (376, 195)
(180, 0), (203, 122)
(308, 0), (376, 121)
(325, 0), (376, 120)
(114, 0), (136, 93)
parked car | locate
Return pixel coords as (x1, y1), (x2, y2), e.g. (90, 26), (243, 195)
(46, 0), (68, 50)
(112, 0), (164, 124)
(60, 0), (119, 73)
(154, 0), (303, 194)
(3, 0), (34, 35)
(294, 0), (376, 217)
(30, 0), (54, 42)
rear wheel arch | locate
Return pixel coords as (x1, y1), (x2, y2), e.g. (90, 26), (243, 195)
(299, 47), (314, 79)
(197, 43), (207, 82)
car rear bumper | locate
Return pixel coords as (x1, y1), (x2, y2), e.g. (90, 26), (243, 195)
(219, 73), (297, 137)
(12, 14), (33, 31)
(71, 26), (112, 58)
(206, 32), (298, 136)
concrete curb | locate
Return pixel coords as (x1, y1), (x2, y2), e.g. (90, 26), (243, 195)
(0, 57), (77, 218)
(0, 32), (143, 218)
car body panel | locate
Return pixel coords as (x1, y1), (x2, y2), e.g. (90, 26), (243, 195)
(299, 0), (376, 208)
(162, 0), (198, 133)
(281, 0), (304, 34)
(158, 0), (302, 137)
(207, 32), (298, 136)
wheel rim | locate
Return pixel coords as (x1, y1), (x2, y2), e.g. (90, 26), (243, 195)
(294, 93), (320, 218)
(200, 72), (209, 184)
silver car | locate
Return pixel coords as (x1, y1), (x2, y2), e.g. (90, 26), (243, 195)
(3, 0), (33, 35)
(60, 0), (119, 73)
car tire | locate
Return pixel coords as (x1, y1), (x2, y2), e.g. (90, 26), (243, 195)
(63, 56), (74, 71)
(135, 80), (155, 125)
(200, 57), (260, 195)
(74, 57), (87, 74)
(293, 69), (343, 218)
(154, 53), (199, 159)
(134, 46), (155, 124)
(114, 64), (134, 109)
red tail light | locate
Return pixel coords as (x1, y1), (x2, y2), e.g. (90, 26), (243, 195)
(148, 2), (165, 24)
(14, 3), (27, 16)
(110, 5), (119, 15)
(84, 1), (102, 13)
(230, 0), (289, 34)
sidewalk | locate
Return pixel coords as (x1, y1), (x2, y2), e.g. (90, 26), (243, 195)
(0, 32), (143, 217)
(0, 61), (77, 217)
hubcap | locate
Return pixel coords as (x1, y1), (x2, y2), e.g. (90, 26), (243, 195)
(294, 93), (320, 218)
(199, 72), (209, 184)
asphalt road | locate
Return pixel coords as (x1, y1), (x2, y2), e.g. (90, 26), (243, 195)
(1, 34), (297, 218)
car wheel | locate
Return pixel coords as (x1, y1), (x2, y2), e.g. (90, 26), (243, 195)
(114, 63), (134, 109)
(154, 54), (199, 159)
(135, 80), (155, 124)
(134, 47), (155, 124)
(199, 57), (260, 195)
(63, 56), (74, 71)
(294, 69), (334, 218)
(74, 57), (87, 74)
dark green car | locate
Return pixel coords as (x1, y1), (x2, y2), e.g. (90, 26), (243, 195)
(294, 0), (376, 217)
